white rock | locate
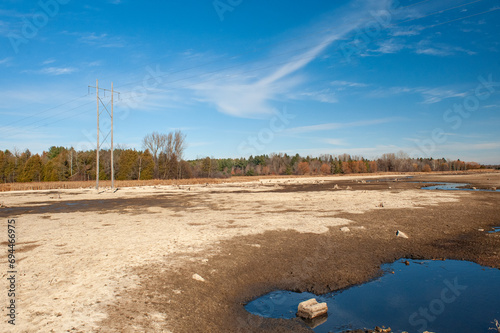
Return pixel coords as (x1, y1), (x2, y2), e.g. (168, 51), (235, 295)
(340, 227), (350, 232)
(192, 274), (205, 282)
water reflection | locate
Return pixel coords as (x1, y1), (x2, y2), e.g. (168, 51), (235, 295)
(245, 259), (500, 333)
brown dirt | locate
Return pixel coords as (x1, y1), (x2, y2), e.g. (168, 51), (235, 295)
(1, 169), (495, 192)
(96, 175), (500, 333)
(0, 172), (499, 333)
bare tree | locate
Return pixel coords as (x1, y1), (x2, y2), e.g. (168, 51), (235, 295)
(173, 130), (186, 179)
(142, 132), (166, 179)
(161, 130), (186, 179)
(161, 132), (174, 179)
(143, 130), (187, 180)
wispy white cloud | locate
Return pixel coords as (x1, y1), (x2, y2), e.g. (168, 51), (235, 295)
(441, 142), (500, 150)
(368, 39), (406, 55)
(189, 0), (393, 118)
(415, 47), (450, 56)
(42, 58), (56, 65)
(367, 85), (466, 104)
(117, 86), (194, 113)
(0, 10), (23, 37)
(85, 61), (102, 67)
(0, 57), (12, 66)
(330, 80), (369, 88)
(79, 32), (107, 42)
(415, 40), (477, 57)
(285, 117), (399, 134)
(291, 89), (338, 104)
(63, 31), (126, 48)
(32, 67), (78, 75)
(365, 38), (477, 57)
(322, 138), (346, 146)
(391, 25), (424, 37)
(418, 87), (467, 104)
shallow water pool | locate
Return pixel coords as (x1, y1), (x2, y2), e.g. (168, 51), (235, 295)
(245, 259), (500, 333)
(418, 182), (499, 192)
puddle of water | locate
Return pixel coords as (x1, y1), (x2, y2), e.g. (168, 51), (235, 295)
(488, 227), (500, 234)
(420, 182), (469, 191)
(245, 259), (500, 333)
(415, 182), (500, 192)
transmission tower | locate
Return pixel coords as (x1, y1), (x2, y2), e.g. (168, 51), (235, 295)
(88, 80), (120, 190)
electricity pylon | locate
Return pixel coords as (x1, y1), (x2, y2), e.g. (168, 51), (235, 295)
(88, 80), (120, 190)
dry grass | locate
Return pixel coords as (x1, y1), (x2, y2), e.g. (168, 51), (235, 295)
(0, 169), (496, 192)
(0, 178), (226, 192)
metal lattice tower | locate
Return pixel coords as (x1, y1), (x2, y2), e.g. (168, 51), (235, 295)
(88, 80), (120, 190)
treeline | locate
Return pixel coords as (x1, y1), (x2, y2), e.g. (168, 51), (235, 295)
(189, 152), (483, 178)
(0, 147), (488, 183)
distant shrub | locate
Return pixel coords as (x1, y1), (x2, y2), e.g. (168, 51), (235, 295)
(297, 162), (310, 175)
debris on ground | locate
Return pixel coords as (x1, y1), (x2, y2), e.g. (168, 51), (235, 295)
(374, 326), (391, 332)
(192, 274), (205, 282)
(297, 298), (328, 320)
(396, 230), (409, 239)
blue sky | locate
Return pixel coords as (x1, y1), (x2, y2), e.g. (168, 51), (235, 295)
(1, 0), (499, 163)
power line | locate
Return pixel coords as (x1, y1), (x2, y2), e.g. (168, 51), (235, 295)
(1, 99), (94, 138)
(0, 94), (89, 132)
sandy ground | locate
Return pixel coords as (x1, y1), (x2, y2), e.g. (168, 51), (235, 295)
(0, 172), (499, 332)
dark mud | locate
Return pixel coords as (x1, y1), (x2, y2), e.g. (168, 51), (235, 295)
(0, 193), (202, 217)
(246, 259), (500, 332)
(95, 187), (499, 332)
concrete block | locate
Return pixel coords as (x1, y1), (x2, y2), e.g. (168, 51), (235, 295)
(297, 298), (328, 319)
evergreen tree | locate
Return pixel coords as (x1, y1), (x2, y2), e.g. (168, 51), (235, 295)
(20, 154), (43, 182)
